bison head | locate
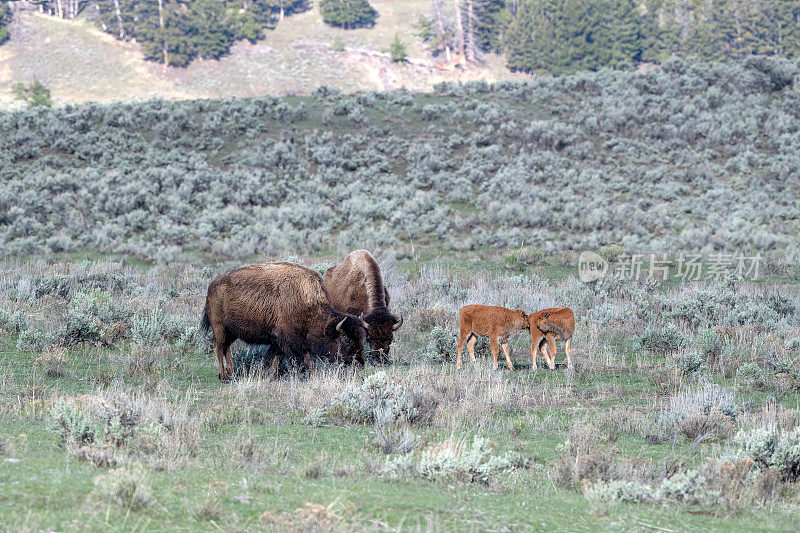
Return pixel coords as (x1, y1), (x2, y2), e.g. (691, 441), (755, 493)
(363, 309), (403, 364)
(327, 313), (368, 363)
(527, 310), (550, 331)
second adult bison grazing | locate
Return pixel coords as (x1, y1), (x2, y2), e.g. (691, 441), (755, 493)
(323, 250), (402, 364)
(200, 262), (368, 381)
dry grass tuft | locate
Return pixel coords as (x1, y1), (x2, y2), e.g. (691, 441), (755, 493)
(554, 423), (616, 489)
(36, 346), (70, 378)
(679, 407), (736, 442)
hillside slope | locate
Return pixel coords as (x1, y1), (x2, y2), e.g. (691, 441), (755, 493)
(1, 60), (799, 262)
(0, 3), (524, 108)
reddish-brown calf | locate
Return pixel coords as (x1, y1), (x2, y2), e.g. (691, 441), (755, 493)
(456, 305), (529, 370)
(527, 307), (575, 370)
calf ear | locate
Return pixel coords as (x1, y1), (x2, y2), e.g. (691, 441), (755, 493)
(541, 311), (550, 319)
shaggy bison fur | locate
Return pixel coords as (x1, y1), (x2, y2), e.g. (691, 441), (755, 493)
(201, 262), (367, 381)
(323, 250), (401, 364)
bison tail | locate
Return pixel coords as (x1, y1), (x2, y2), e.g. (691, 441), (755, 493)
(199, 310), (213, 342)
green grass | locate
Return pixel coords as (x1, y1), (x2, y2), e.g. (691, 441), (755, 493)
(2, 258), (800, 530)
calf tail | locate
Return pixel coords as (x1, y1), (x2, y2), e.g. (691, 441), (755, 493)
(199, 310), (213, 343)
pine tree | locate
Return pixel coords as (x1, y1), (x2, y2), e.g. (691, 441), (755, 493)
(594, 0), (642, 67)
(506, 0), (566, 73)
(639, 0), (674, 62)
(774, 0), (800, 58)
(390, 33), (406, 61)
(132, 0), (193, 67)
(739, 0), (778, 56)
(273, 0), (309, 21)
(473, 0), (513, 53)
(0, 2), (11, 45)
(320, 0), (378, 29)
(191, 0), (235, 59)
(12, 80), (52, 108)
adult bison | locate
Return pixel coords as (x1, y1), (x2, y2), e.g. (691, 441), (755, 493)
(323, 250), (402, 364)
(200, 262), (367, 381)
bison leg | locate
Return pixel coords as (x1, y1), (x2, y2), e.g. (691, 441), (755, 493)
(212, 322), (233, 381)
(546, 333), (557, 370)
(565, 337), (574, 370)
(268, 352), (281, 380)
(456, 332), (465, 369)
(303, 352), (315, 373)
(490, 336), (500, 370)
(501, 342), (515, 371)
(223, 342), (235, 381)
(215, 339), (233, 382)
(466, 335), (477, 364)
(539, 340), (549, 367)
(530, 330), (543, 370)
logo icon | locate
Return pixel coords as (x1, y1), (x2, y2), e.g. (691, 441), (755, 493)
(578, 251), (608, 282)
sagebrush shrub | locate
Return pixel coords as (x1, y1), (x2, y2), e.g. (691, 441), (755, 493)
(679, 407), (735, 442)
(305, 371), (434, 426)
(657, 469), (721, 506)
(424, 326), (456, 363)
(695, 328), (723, 363)
(554, 423), (616, 488)
(94, 463), (153, 511)
(504, 246), (545, 270)
(641, 325), (689, 353)
(384, 437), (526, 485)
(732, 426), (800, 481)
(16, 328), (56, 351)
(676, 351), (704, 375)
(584, 480), (652, 514)
(736, 363), (765, 389)
(0, 309), (27, 333)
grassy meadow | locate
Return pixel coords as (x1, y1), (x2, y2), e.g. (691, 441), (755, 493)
(1, 59), (800, 530)
(1, 252), (800, 531)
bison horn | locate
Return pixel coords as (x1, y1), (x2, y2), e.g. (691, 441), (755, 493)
(336, 317), (347, 333)
(392, 314), (403, 331)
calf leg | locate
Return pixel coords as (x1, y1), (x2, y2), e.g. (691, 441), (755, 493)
(539, 340), (549, 368)
(467, 335), (477, 363)
(546, 333), (557, 370)
(456, 332), (466, 369)
(530, 330), (543, 370)
(490, 336), (500, 370)
(501, 342), (515, 371)
(565, 337), (574, 370)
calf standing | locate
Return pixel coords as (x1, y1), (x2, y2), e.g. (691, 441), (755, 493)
(456, 305), (529, 370)
(528, 307), (575, 370)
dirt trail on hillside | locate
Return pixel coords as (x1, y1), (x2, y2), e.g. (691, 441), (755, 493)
(0, 9), (528, 107)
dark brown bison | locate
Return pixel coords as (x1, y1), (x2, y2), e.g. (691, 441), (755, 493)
(456, 305), (529, 370)
(527, 307), (575, 370)
(200, 262), (367, 381)
(323, 250), (402, 364)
